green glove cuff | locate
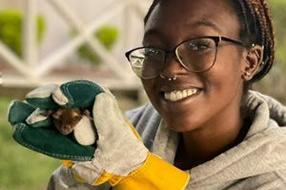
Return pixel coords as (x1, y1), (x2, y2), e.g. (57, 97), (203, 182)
(8, 80), (104, 161)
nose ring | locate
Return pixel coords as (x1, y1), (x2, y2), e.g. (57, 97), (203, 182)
(160, 73), (177, 81)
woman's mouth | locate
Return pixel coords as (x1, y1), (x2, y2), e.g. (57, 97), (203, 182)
(163, 88), (200, 102)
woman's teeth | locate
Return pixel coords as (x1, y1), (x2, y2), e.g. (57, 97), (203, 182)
(164, 89), (199, 102)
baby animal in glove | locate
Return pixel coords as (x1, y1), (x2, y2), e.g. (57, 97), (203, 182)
(52, 108), (97, 146)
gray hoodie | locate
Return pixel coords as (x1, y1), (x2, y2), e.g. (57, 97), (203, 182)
(48, 91), (286, 190)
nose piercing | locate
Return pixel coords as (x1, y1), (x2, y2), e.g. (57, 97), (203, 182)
(245, 72), (251, 77)
(160, 73), (177, 81)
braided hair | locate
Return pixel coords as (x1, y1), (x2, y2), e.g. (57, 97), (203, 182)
(144, 0), (275, 82)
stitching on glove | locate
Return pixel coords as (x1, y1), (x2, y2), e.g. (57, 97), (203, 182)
(14, 123), (93, 161)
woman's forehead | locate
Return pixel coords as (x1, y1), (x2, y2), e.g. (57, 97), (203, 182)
(144, 0), (241, 42)
(155, 0), (234, 13)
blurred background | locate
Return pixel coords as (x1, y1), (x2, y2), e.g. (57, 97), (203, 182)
(0, 0), (285, 189)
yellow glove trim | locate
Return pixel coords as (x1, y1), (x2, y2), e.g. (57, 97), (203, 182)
(92, 171), (123, 186)
(114, 153), (190, 190)
(62, 160), (86, 184)
(62, 160), (74, 168)
(65, 160), (125, 185)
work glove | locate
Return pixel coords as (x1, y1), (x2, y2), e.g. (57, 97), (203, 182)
(8, 80), (190, 189)
(8, 80), (104, 161)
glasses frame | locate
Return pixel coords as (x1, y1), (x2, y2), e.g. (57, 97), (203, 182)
(125, 35), (246, 79)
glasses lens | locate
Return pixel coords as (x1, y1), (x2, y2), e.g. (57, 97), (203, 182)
(176, 38), (217, 72)
(128, 48), (165, 78)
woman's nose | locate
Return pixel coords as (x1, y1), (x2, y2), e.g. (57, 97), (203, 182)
(160, 54), (184, 77)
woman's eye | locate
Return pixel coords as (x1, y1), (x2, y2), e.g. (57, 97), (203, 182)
(187, 40), (213, 51)
(145, 48), (162, 58)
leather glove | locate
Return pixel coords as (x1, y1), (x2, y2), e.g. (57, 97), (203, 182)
(8, 80), (190, 189)
(8, 80), (104, 161)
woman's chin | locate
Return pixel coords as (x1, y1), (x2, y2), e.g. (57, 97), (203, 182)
(164, 119), (199, 133)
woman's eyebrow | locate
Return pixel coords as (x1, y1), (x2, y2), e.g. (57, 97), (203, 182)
(144, 29), (162, 39)
(143, 28), (167, 44)
(191, 19), (222, 33)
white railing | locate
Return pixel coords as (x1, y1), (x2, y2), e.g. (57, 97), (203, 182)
(0, 0), (151, 89)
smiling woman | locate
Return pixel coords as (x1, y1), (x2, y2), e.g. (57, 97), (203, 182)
(128, 0), (279, 175)
(29, 0), (286, 189)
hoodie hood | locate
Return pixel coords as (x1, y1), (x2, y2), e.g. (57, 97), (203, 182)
(254, 91), (286, 127)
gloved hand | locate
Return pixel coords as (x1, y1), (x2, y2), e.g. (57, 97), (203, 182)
(69, 91), (149, 185)
(8, 80), (190, 189)
(8, 80), (104, 161)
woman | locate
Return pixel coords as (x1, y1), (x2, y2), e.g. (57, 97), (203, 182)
(47, 0), (286, 189)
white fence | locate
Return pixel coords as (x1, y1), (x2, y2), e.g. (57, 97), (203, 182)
(0, 0), (151, 89)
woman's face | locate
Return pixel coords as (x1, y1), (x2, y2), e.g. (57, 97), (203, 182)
(142, 0), (248, 132)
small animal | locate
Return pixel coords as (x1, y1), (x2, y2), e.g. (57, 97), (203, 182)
(52, 108), (97, 146)
(52, 108), (82, 135)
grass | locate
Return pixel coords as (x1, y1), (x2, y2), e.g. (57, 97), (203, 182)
(0, 97), (61, 190)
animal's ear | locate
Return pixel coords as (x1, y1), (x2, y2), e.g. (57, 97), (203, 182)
(73, 115), (82, 123)
(71, 109), (81, 117)
(241, 45), (264, 81)
(52, 111), (60, 120)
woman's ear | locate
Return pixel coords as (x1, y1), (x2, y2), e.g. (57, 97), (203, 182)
(241, 45), (264, 81)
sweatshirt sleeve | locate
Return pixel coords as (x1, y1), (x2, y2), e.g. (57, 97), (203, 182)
(47, 166), (110, 190)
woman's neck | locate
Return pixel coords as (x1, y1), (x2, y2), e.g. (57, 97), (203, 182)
(174, 107), (250, 170)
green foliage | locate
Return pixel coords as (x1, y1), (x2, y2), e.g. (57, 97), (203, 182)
(270, 0), (286, 69)
(0, 97), (60, 190)
(0, 10), (45, 58)
(76, 25), (119, 65)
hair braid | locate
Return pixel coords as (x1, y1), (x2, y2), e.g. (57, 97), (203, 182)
(237, 0), (251, 35)
(257, 0), (275, 81)
(144, 0), (159, 25)
(239, 0), (275, 81)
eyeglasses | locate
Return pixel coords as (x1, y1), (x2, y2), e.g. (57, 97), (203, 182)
(125, 36), (245, 79)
